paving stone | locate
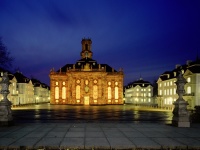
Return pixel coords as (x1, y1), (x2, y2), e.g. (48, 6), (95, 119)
(25, 131), (47, 138)
(69, 127), (85, 132)
(0, 137), (17, 147)
(65, 131), (84, 137)
(85, 138), (110, 149)
(141, 131), (168, 137)
(46, 131), (66, 137)
(107, 137), (135, 149)
(60, 137), (84, 149)
(34, 137), (62, 149)
(4, 131), (29, 138)
(85, 131), (105, 137)
(130, 137), (161, 149)
(51, 127), (69, 132)
(9, 137), (40, 149)
(173, 138), (200, 149)
(85, 127), (102, 131)
(104, 130), (126, 138)
(153, 137), (187, 149)
(122, 131), (146, 137)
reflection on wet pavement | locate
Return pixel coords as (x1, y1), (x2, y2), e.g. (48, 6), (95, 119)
(12, 103), (173, 124)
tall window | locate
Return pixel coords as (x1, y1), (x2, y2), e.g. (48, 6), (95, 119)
(93, 85), (98, 99)
(108, 87), (111, 99)
(115, 87), (118, 99)
(187, 86), (191, 94)
(62, 87), (66, 99)
(76, 85), (80, 99)
(55, 87), (59, 99)
(187, 77), (191, 83)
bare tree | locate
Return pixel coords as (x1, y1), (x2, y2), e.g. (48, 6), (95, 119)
(0, 37), (13, 69)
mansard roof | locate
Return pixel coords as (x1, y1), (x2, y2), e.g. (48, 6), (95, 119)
(14, 72), (30, 83)
(158, 59), (200, 81)
(126, 78), (152, 89)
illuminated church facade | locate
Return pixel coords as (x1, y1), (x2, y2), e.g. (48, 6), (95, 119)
(49, 38), (124, 105)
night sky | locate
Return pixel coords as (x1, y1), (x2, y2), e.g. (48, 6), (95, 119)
(0, 0), (200, 86)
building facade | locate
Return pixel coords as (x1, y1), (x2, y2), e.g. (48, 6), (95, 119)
(157, 59), (200, 110)
(124, 78), (155, 105)
(49, 38), (124, 105)
(0, 68), (50, 106)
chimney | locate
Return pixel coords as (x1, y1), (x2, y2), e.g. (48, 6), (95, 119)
(186, 60), (192, 66)
(175, 64), (181, 69)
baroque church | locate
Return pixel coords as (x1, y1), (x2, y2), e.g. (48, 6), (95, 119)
(49, 38), (124, 105)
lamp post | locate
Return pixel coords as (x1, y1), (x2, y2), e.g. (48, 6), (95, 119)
(172, 71), (190, 127)
(0, 72), (13, 126)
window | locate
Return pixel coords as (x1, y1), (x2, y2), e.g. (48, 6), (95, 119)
(76, 85), (80, 99)
(108, 87), (112, 99)
(55, 87), (59, 99)
(148, 93), (151, 97)
(187, 77), (191, 83)
(159, 90), (162, 95)
(62, 87), (66, 99)
(56, 82), (58, 85)
(187, 86), (191, 94)
(115, 87), (119, 99)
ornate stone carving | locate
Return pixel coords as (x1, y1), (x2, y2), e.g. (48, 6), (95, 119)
(172, 71), (190, 127)
(0, 72), (13, 125)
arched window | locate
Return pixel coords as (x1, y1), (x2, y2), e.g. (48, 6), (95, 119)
(187, 86), (191, 94)
(76, 85), (80, 99)
(55, 87), (59, 99)
(108, 87), (111, 99)
(115, 87), (118, 99)
(62, 87), (66, 99)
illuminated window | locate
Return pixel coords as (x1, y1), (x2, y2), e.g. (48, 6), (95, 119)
(148, 93), (151, 97)
(108, 87), (111, 99)
(144, 93), (146, 97)
(148, 89), (151, 91)
(63, 82), (65, 85)
(159, 90), (162, 95)
(187, 86), (191, 94)
(144, 89), (146, 91)
(170, 81), (172, 86)
(187, 77), (191, 83)
(159, 83), (162, 87)
(62, 87), (66, 99)
(56, 82), (58, 85)
(148, 98), (151, 102)
(93, 85), (98, 99)
(174, 88), (176, 95)
(170, 89), (172, 95)
(76, 85), (80, 99)
(136, 93), (138, 96)
(115, 87), (118, 99)
(164, 90), (166, 95)
(167, 89), (169, 95)
(167, 82), (169, 86)
(55, 87), (59, 99)
(137, 88), (139, 91)
(164, 83), (166, 86)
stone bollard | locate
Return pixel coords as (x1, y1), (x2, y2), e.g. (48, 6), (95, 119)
(172, 71), (190, 127)
(0, 72), (13, 126)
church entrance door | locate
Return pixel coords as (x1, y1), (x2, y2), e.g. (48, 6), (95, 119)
(84, 96), (89, 105)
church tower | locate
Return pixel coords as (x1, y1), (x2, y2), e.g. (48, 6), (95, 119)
(81, 38), (93, 59)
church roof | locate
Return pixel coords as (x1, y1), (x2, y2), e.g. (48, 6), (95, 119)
(57, 58), (117, 72)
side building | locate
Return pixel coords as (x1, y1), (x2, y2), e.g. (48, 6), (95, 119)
(49, 38), (124, 105)
(124, 78), (155, 106)
(157, 59), (200, 110)
(0, 69), (50, 106)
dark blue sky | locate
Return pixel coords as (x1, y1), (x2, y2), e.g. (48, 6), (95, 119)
(0, 0), (200, 85)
